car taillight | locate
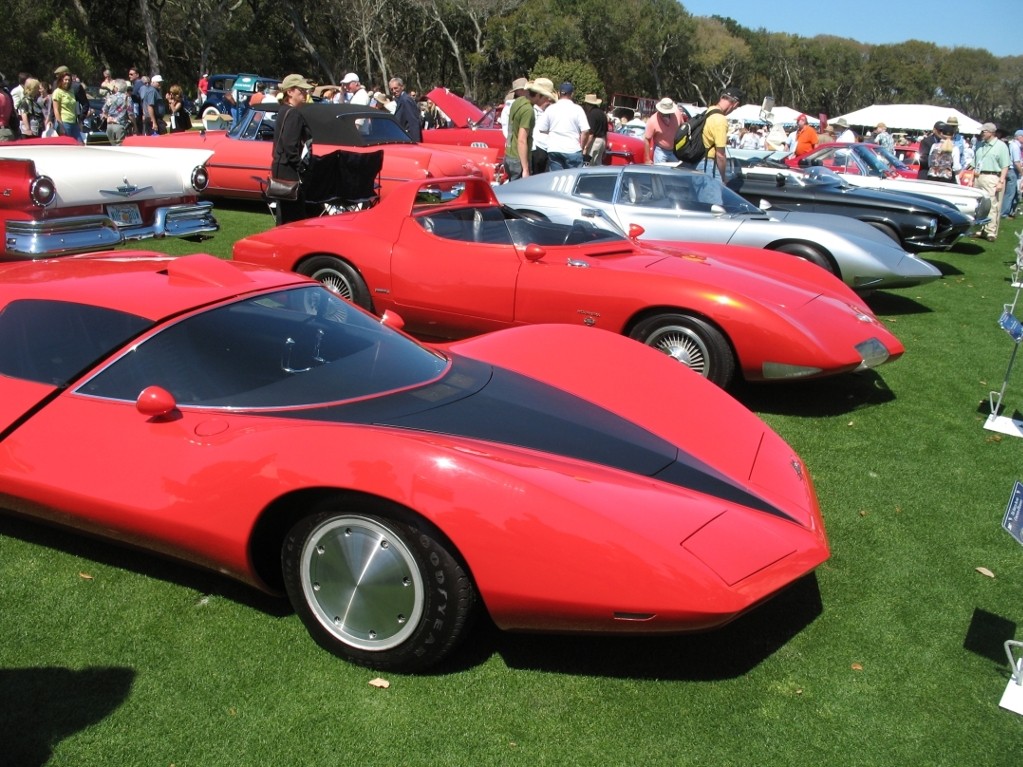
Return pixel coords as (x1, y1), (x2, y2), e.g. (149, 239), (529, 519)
(30, 175), (56, 207)
(191, 166), (209, 191)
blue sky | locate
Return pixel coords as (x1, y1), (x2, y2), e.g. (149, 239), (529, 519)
(681, 1), (1019, 58)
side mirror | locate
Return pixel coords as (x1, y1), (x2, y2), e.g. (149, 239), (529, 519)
(380, 310), (405, 330)
(710, 204), (726, 216)
(774, 174), (786, 188)
(759, 199), (773, 211)
(628, 223), (645, 239)
(524, 244), (546, 262)
(137, 386), (178, 419)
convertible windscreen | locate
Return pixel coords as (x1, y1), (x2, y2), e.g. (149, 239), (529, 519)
(79, 286), (448, 408)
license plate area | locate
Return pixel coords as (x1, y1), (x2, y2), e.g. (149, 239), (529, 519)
(107, 203), (143, 227)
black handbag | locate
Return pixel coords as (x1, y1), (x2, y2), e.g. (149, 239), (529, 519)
(267, 107), (302, 201)
(266, 176), (300, 200)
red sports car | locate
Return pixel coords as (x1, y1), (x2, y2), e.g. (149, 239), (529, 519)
(424, 87), (648, 166)
(0, 252), (828, 671)
(233, 177), (904, 389)
(787, 142), (917, 179)
(124, 102), (500, 199)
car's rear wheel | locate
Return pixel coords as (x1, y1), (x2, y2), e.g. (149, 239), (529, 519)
(298, 256), (371, 309)
(629, 313), (736, 388)
(282, 509), (476, 672)
(201, 105), (222, 121)
(773, 242), (836, 276)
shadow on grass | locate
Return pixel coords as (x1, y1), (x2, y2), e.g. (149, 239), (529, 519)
(0, 666), (135, 767)
(864, 290), (935, 316)
(456, 574), (823, 680)
(0, 513), (290, 618)
(732, 370), (896, 417)
(963, 608), (1017, 665)
(950, 241), (988, 256)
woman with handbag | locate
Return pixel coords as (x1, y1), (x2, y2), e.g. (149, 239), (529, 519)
(270, 73), (314, 225)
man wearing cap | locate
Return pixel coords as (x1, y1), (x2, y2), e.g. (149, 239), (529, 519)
(499, 77), (528, 139)
(144, 75), (166, 135)
(973, 122), (1011, 241)
(791, 114), (817, 158)
(582, 94), (607, 166)
(341, 73), (369, 106)
(645, 97), (681, 165)
(1001, 129), (1022, 219)
(536, 82), (589, 171)
(699, 88), (742, 180)
(874, 122), (894, 152)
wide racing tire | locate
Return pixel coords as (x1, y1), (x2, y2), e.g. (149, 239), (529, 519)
(282, 507), (476, 672)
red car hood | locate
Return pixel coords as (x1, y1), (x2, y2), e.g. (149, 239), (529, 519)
(426, 88), (485, 128)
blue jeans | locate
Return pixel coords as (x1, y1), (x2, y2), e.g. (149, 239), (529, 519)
(653, 145), (676, 164)
(1003, 169), (1020, 217)
(548, 151), (584, 171)
(61, 121), (83, 143)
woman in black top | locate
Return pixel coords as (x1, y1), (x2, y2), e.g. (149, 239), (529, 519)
(271, 73), (314, 225)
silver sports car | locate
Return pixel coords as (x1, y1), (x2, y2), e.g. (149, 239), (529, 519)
(495, 166), (942, 292)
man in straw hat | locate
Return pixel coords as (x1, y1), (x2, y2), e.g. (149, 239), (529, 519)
(528, 78), (556, 175)
(499, 77), (529, 139)
(504, 80), (536, 180)
(645, 97), (680, 164)
(582, 93), (607, 166)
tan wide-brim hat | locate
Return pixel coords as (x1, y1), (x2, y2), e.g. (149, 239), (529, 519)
(655, 97), (676, 114)
(527, 78), (556, 102)
(280, 73), (314, 92)
(584, 93), (602, 106)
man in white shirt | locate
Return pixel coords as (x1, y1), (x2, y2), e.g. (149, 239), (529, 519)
(536, 81), (589, 170)
(832, 117), (856, 143)
(341, 73), (370, 106)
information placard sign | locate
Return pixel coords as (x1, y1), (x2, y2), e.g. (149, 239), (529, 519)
(999, 311), (1023, 343)
(1002, 480), (1023, 547)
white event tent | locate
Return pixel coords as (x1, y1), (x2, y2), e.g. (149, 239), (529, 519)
(833, 104), (984, 135)
(727, 104), (819, 126)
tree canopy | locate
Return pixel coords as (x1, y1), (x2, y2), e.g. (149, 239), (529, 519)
(2, 0), (1019, 127)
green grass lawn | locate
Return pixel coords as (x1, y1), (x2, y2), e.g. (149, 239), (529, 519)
(3, 206), (1023, 765)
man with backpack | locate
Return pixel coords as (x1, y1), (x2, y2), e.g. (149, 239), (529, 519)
(675, 87), (742, 182)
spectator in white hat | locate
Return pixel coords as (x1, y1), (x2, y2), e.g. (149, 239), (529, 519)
(341, 73), (369, 106)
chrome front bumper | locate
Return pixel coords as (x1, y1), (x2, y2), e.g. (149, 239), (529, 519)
(4, 201), (219, 258)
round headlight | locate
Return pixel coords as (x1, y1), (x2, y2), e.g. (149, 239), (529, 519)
(30, 175), (56, 207)
(191, 166), (209, 192)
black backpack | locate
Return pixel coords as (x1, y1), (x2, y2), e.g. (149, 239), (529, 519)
(673, 106), (721, 163)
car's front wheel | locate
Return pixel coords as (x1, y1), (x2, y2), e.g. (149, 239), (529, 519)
(773, 242), (837, 276)
(297, 256), (371, 309)
(282, 509), (476, 672)
(629, 313), (736, 388)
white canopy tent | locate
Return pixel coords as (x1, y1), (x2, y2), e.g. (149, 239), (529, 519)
(833, 104), (984, 135)
(727, 104), (819, 126)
